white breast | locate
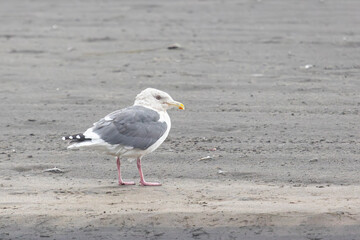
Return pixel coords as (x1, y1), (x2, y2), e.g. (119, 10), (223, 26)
(143, 110), (171, 155)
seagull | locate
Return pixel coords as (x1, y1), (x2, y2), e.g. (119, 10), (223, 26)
(62, 88), (184, 186)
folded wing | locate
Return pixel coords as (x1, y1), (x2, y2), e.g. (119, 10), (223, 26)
(91, 106), (167, 150)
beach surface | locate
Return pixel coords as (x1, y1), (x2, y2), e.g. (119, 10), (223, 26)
(1, 0), (360, 239)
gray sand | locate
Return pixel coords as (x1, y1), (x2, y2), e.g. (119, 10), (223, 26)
(1, 0), (360, 239)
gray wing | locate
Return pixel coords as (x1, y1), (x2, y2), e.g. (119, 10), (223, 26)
(92, 106), (167, 150)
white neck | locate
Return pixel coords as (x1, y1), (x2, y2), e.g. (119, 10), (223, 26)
(133, 100), (165, 112)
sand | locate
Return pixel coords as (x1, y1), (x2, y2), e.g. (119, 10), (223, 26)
(1, 0), (360, 239)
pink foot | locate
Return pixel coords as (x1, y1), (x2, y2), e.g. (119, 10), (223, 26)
(116, 157), (134, 186)
(137, 157), (162, 186)
(119, 180), (136, 186)
(139, 180), (162, 186)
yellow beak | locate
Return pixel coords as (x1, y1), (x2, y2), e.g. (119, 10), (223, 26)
(168, 101), (185, 110)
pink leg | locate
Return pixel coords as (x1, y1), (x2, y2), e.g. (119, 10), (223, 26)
(116, 157), (135, 185)
(137, 157), (162, 186)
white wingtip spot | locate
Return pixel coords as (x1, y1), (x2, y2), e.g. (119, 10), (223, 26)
(76, 135), (81, 139)
(104, 116), (113, 121)
(69, 136), (73, 139)
(62, 137), (66, 140)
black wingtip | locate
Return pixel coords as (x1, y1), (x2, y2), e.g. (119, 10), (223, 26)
(62, 134), (91, 142)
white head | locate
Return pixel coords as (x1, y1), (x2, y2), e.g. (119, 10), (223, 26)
(134, 88), (185, 111)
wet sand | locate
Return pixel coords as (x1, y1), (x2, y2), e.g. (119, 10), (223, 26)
(1, 0), (360, 239)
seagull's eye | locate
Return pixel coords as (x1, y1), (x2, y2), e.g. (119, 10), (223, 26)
(155, 95), (162, 100)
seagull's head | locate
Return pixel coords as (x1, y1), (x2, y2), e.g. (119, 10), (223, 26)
(134, 88), (185, 111)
